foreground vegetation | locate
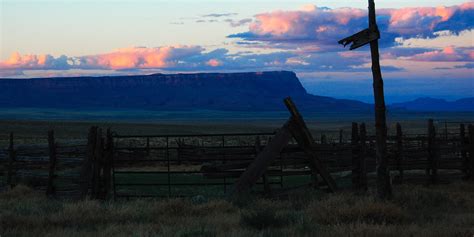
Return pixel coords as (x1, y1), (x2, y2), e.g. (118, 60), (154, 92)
(1, 183), (473, 237)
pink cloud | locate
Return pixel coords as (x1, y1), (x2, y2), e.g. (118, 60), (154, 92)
(79, 46), (204, 69)
(381, 4), (469, 35)
(230, 2), (474, 50)
(0, 46), (207, 71)
(246, 6), (365, 41)
(206, 59), (222, 67)
(0, 52), (69, 70)
(403, 46), (473, 61)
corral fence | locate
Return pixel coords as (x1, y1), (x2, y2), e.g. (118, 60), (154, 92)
(0, 120), (473, 199)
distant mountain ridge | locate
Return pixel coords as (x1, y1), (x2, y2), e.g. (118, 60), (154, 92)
(391, 97), (474, 112)
(0, 71), (370, 112)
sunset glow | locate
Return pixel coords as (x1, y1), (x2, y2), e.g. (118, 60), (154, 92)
(0, 0), (472, 102)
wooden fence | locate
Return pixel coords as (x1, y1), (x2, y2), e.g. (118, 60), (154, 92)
(1, 120), (473, 199)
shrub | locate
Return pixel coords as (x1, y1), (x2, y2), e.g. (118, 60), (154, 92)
(178, 226), (216, 237)
(308, 193), (408, 225)
(240, 200), (299, 229)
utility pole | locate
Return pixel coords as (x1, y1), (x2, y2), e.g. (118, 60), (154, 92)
(339, 0), (391, 199)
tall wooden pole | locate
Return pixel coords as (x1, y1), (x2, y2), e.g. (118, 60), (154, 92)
(368, 0), (391, 199)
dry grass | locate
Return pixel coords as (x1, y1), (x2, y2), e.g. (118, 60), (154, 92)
(1, 183), (474, 237)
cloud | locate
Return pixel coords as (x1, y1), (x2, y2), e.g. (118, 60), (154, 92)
(401, 46), (473, 62)
(0, 69), (24, 77)
(206, 59), (222, 67)
(229, 2), (474, 51)
(202, 13), (238, 18)
(0, 52), (71, 70)
(435, 62), (474, 70)
(78, 46), (205, 70)
(396, 30), (474, 48)
(225, 18), (252, 27)
(454, 62), (474, 69)
(0, 46), (206, 71)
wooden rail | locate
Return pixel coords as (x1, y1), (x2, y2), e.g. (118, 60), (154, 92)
(1, 120), (473, 199)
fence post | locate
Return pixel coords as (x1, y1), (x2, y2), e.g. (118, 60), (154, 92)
(351, 122), (360, 191)
(468, 125), (474, 180)
(7, 132), (16, 189)
(396, 123), (404, 183)
(46, 130), (57, 197)
(146, 137), (150, 156)
(102, 129), (113, 199)
(321, 134), (327, 144)
(255, 136), (271, 194)
(80, 126), (97, 199)
(428, 119), (438, 184)
(339, 129), (343, 144)
(445, 121), (448, 141)
(92, 128), (103, 199)
(359, 123), (367, 192)
(460, 124), (468, 177)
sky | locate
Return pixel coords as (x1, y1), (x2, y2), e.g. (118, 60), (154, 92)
(0, 0), (473, 103)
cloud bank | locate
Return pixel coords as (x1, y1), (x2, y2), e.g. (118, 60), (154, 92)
(229, 2), (474, 51)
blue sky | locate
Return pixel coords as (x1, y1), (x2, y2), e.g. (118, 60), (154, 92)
(1, 0), (473, 102)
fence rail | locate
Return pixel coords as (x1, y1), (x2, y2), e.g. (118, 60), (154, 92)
(1, 120), (473, 199)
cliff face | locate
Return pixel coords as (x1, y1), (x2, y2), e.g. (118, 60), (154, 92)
(0, 71), (369, 111)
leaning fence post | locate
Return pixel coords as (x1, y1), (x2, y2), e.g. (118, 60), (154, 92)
(396, 123), (404, 183)
(428, 119), (438, 184)
(351, 122), (360, 191)
(359, 123), (367, 192)
(7, 132), (16, 189)
(46, 130), (57, 197)
(468, 125), (474, 180)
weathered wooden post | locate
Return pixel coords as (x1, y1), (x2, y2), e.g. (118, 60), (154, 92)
(233, 97), (337, 194)
(339, 0), (391, 198)
(427, 119), (438, 184)
(351, 122), (360, 191)
(7, 132), (16, 189)
(102, 128), (114, 199)
(395, 123), (404, 183)
(233, 122), (292, 194)
(80, 126), (97, 199)
(460, 124), (468, 177)
(92, 128), (103, 199)
(444, 121), (448, 141)
(46, 130), (57, 197)
(468, 125), (474, 180)
(321, 134), (327, 145)
(146, 137), (150, 156)
(255, 136), (271, 194)
(359, 123), (368, 191)
(284, 97), (337, 191)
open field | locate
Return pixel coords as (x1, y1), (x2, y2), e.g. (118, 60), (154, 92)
(1, 110), (473, 144)
(1, 115), (473, 236)
(1, 183), (473, 237)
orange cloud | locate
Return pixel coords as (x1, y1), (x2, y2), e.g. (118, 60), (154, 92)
(80, 46), (204, 69)
(1, 52), (56, 69)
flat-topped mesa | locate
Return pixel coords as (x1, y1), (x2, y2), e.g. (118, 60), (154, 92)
(0, 71), (369, 111)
